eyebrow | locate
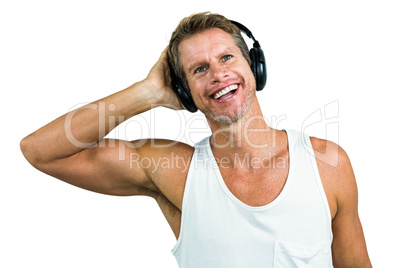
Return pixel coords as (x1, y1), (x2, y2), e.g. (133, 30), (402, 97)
(188, 61), (207, 74)
(186, 49), (235, 75)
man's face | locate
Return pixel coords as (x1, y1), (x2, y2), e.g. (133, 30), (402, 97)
(179, 28), (256, 125)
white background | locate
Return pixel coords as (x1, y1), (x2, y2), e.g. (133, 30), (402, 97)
(1, 0), (401, 267)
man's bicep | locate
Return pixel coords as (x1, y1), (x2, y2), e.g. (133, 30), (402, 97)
(36, 139), (158, 196)
(332, 209), (371, 267)
(331, 149), (372, 267)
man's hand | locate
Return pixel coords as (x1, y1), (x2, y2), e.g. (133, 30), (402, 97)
(144, 47), (183, 110)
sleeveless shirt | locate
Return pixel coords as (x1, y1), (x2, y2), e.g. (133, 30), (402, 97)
(172, 129), (333, 267)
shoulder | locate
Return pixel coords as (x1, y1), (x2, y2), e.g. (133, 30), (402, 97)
(309, 136), (357, 219)
(131, 138), (195, 209)
(132, 138), (195, 156)
(309, 137), (354, 183)
(134, 139), (195, 170)
(309, 136), (350, 170)
(130, 138), (195, 180)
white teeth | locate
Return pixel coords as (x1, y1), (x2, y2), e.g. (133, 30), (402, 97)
(213, 85), (238, 99)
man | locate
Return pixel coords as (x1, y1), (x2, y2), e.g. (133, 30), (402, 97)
(20, 12), (372, 267)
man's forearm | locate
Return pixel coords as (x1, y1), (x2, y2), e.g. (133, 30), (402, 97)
(20, 80), (160, 164)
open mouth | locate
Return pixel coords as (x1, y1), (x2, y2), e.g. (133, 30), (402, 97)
(211, 84), (239, 101)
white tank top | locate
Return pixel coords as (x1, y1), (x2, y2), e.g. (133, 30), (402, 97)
(172, 129), (333, 267)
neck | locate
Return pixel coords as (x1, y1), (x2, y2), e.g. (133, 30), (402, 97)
(207, 98), (283, 166)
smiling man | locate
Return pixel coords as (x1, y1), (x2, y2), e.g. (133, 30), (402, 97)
(20, 12), (372, 267)
(176, 28), (256, 124)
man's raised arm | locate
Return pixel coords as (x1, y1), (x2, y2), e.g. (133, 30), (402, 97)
(20, 48), (184, 196)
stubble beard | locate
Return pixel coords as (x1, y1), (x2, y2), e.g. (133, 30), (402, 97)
(206, 88), (256, 125)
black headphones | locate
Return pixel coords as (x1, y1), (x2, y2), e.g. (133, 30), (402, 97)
(170, 20), (267, 113)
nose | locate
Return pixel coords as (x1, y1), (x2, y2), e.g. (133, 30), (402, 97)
(209, 62), (228, 84)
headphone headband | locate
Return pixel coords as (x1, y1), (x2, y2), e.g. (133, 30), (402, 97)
(230, 20), (258, 46)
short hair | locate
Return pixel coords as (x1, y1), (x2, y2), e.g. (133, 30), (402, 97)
(167, 12), (251, 88)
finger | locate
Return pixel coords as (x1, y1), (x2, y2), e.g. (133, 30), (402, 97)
(158, 46), (169, 62)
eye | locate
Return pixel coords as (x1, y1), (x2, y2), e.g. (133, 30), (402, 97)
(195, 66), (207, 74)
(222, 55), (232, 62)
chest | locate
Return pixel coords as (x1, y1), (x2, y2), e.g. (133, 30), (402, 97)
(218, 153), (289, 207)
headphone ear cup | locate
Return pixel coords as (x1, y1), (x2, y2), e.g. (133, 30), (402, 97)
(249, 48), (258, 81)
(249, 47), (267, 91)
(169, 64), (198, 112)
(175, 77), (198, 112)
